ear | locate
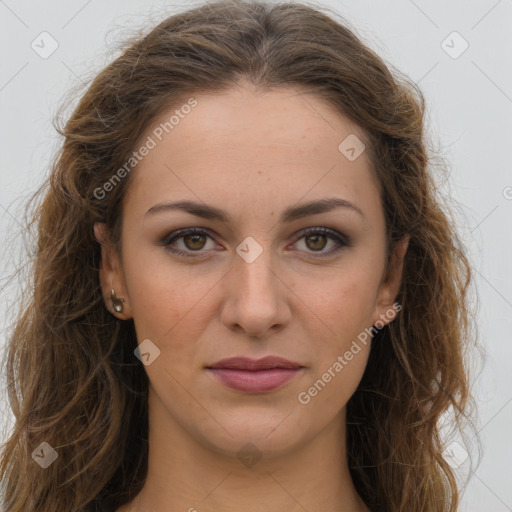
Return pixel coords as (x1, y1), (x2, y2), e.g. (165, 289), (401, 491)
(372, 235), (409, 326)
(94, 222), (132, 319)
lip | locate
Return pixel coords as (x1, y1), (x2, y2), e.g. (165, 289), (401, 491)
(205, 356), (304, 392)
(206, 356), (303, 371)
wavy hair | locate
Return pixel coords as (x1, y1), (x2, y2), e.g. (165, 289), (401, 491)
(0, 1), (480, 510)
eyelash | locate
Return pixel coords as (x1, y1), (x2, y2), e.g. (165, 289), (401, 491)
(159, 227), (350, 259)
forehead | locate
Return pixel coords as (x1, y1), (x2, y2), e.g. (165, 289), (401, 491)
(123, 83), (380, 222)
(155, 84), (367, 158)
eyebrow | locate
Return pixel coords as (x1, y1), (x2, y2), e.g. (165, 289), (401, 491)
(145, 197), (365, 223)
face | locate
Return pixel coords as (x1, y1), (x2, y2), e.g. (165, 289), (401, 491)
(95, 81), (407, 460)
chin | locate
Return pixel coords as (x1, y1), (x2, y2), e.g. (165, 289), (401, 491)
(196, 410), (311, 462)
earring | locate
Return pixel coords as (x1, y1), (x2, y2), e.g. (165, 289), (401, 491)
(111, 289), (125, 313)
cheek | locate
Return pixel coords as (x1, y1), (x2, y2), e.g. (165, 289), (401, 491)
(294, 271), (376, 419)
(297, 344), (370, 429)
(292, 254), (382, 399)
(121, 241), (215, 348)
(299, 259), (382, 340)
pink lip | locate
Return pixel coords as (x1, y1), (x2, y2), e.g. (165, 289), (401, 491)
(205, 356), (304, 392)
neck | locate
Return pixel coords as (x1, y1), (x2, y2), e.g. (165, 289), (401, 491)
(119, 389), (370, 512)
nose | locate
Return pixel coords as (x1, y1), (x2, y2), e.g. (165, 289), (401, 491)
(220, 243), (291, 338)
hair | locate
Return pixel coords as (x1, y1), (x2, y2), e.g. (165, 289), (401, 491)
(0, 1), (481, 511)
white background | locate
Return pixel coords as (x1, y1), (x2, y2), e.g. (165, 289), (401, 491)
(0, 1), (511, 510)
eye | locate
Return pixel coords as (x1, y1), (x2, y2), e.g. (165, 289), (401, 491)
(292, 227), (350, 258)
(159, 227), (350, 259)
(160, 228), (218, 258)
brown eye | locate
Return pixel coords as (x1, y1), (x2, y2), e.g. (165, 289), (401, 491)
(161, 226), (350, 259)
(183, 233), (207, 251)
(160, 228), (217, 258)
(304, 233), (328, 251)
(293, 227), (350, 258)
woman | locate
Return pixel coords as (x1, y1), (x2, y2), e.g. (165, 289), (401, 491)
(0, 1), (478, 511)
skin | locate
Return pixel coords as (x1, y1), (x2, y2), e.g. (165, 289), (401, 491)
(95, 79), (408, 512)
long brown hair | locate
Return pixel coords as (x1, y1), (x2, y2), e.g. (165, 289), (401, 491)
(0, 1), (480, 510)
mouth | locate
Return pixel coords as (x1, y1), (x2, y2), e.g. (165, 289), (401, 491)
(205, 356), (304, 393)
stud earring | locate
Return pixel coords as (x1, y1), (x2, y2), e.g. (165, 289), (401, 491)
(111, 289), (125, 313)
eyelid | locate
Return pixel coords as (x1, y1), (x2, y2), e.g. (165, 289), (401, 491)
(294, 226), (351, 245)
(160, 226), (351, 258)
